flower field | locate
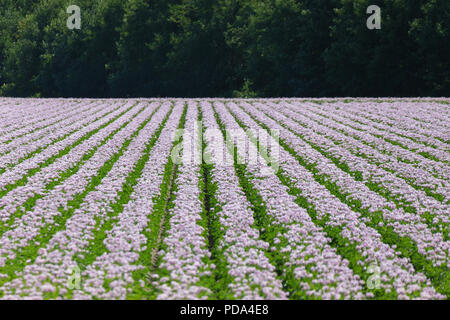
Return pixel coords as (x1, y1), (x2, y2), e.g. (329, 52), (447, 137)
(0, 97), (448, 300)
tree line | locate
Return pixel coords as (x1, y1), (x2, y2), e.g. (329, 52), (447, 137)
(0, 0), (448, 98)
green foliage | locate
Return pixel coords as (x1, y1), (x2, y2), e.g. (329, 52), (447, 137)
(232, 79), (257, 98)
(0, 0), (448, 97)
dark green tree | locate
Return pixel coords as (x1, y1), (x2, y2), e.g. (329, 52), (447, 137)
(0, 0), (448, 97)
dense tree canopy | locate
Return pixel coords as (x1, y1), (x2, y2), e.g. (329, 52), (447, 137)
(0, 0), (448, 97)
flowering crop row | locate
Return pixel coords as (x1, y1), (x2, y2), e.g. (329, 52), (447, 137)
(284, 101), (449, 184)
(306, 102), (449, 160)
(0, 101), (108, 170)
(0, 98), (448, 300)
(248, 102), (449, 240)
(338, 101), (449, 143)
(227, 101), (446, 299)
